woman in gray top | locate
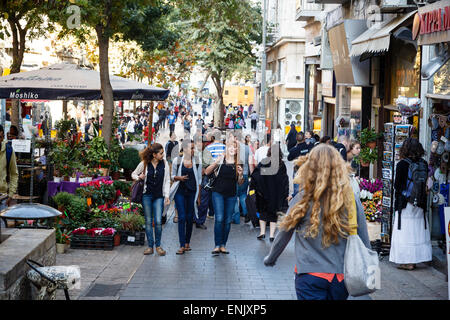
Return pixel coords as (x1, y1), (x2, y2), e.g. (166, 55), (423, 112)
(264, 144), (370, 300)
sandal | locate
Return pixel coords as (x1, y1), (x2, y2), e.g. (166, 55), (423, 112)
(397, 264), (415, 270)
(176, 247), (185, 255)
(184, 244), (192, 251)
(211, 248), (220, 255)
(219, 247), (229, 254)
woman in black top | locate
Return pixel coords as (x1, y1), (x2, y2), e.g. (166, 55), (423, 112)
(205, 138), (242, 255)
(250, 143), (290, 242)
(171, 140), (202, 255)
(390, 138), (431, 270)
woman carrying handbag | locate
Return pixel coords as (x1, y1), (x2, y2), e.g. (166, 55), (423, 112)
(170, 140), (202, 255)
(132, 143), (171, 256)
(205, 138), (240, 255)
(263, 144), (371, 300)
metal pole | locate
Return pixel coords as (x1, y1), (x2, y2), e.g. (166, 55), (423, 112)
(259, 0), (267, 140)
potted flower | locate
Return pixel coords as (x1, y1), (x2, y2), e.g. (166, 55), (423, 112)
(55, 225), (71, 254)
(360, 128), (382, 149)
(358, 147), (378, 167)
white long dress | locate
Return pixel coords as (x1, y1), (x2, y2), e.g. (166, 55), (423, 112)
(389, 203), (432, 264)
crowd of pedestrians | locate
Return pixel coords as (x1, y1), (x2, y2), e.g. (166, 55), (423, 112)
(126, 96), (431, 300)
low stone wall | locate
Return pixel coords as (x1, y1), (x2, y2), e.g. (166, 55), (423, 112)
(0, 228), (56, 300)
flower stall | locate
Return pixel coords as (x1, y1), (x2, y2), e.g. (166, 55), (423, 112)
(49, 177), (146, 250)
(359, 178), (382, 241)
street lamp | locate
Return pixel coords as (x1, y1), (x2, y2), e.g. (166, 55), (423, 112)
(259, 0), (267, 142)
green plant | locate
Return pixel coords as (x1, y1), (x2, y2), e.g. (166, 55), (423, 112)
(118, 147), (141, 171)
(86, 137), (110, 168)
(65, 196), (89, 225)
(358, 147), (379, 164)
(55, 225), (71, 244)
(109, 137), (122, 172)
(117, 213), (145, 232)
(55, 119), (77, 141)
(113, 180), (132, 197)
(52, 192), (76, 210)
(359, 128), (382, 145)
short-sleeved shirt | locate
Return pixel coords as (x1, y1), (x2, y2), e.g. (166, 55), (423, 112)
(168, 114), (176, 124)
(206, 142), (225, 159)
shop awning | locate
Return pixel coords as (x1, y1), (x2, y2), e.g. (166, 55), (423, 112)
(350, 10), (417, 57)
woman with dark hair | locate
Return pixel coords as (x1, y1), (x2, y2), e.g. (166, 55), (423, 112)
(320, 136), (332, 144)
(286, 124), (298, 151)
(170, 140), (202, 255)
(250, 143), (290, 242)
(390, 137), (431, 270)
(132, 143), (171, 256)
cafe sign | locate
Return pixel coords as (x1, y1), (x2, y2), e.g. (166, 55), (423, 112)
(414, 0), (450, 45)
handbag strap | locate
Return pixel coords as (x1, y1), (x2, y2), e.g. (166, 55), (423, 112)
(348, 189), (358, 236)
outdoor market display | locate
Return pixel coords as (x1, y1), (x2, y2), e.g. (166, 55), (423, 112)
(359, 178), (383, 223)
(52, 178), (145, 251)
(382, 122), (413, 245)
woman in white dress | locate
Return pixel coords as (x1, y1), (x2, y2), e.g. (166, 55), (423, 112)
(390, 138), (432, 270)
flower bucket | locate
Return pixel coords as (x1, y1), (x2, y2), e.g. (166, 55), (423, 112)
(56, 243), (66, 254)
(86, 177), (92, 182)
(114, 233), (121, 246)
(53, 177), (62, 183)
(70, 177), (77, 182)
(360, 160), (370, 167)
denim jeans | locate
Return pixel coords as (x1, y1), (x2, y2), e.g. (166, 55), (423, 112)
(142, 194), (164, 248)
(292, 169), (299, 197)
(211, 191), (237, 248)
(295, 273), (348, 300)
(174, 188), (196, 247)
(232, 175), (249, 224)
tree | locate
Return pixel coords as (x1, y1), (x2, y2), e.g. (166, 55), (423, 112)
(177, 0), (262, 127)
(49, 0), (176, 146)
(0, 0), (52, 127)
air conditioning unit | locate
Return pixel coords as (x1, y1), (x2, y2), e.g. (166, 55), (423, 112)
(313, 36), (321, 46)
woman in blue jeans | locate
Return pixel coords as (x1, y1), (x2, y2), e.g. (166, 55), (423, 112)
(170, 140), (202, 255)
(205, 139), (241, 255)
(132, 143), (171, 256)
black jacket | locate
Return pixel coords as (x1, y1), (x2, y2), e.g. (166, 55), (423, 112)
(287, 142), (310, 161)
(250, 160), (289, 213)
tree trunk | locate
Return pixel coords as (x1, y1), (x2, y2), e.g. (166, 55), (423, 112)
(62, 101), (68, 120)
(96, 27), (114, 147)
(211, 73), (224, 128)
(8, 17), (28, 129)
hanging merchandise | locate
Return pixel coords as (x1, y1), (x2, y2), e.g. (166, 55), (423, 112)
(395, 96), (421, 117)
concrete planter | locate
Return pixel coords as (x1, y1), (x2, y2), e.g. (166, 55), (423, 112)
(56, 243), (66, 254)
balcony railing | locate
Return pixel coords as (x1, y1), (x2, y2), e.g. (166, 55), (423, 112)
(295, 0), (324, 21)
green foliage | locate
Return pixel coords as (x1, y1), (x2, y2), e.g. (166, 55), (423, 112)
(49, 140), (83, 177)
(117, 213), (145, 232)
(358, 147), (379, 164)
(76, 183), (116, 208)
(52, 192), (76, 209)
(360, 128), (382, 145)
(118, 148), (141, 171)
(65, 195), (89, 223)
(113, 180), (132, 197)
(55, 119), (77, 141)
(87, 208), (121, 230)
(86, 137), (110, 168)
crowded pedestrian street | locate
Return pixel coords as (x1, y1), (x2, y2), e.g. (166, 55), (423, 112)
(51, 115), (448, 301)
(0, 0), (449, 307)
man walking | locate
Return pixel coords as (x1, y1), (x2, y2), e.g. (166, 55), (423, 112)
(287, 131), (311, 197)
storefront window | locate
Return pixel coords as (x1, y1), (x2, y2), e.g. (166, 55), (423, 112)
(350, 86), (362, 141)
(390, 38), (420, 105)
(434, 58), (450, 95)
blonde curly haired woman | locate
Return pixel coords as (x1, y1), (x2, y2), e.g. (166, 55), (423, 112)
(263, 143), (370, 300)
